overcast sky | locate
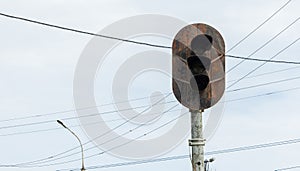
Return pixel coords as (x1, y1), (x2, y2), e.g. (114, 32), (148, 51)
(0, 0), (300, 171)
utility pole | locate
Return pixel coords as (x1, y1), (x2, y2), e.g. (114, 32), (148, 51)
(189, 109), (205, 171)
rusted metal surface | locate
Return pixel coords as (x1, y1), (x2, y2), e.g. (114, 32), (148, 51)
(172, 23), (225, 110)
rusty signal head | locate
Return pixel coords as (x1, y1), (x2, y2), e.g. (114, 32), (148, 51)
(172, 23), (225, 110)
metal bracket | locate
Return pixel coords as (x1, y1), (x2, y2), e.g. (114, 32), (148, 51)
(189, 138), (206, 146)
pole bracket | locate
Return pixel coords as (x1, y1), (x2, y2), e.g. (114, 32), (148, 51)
(188, 138), (206, 146)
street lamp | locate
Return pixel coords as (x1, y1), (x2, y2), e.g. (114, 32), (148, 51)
(57, 120), (86, 171)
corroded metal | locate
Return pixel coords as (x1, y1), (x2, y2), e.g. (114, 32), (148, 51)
(172, 23), (225, 110)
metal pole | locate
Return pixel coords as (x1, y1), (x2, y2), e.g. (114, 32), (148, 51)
(189, 109), (205, 171)
(57, 120), (85, 171)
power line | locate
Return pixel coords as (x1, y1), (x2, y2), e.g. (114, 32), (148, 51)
(16, 105), (182, 167)
(227, 36), (300, 89)
(225, 0), (292, 53)
(227, 66), (300, 83)
(2, 73), (300, 134)
(226, 55), (300, 65)
(1, 62), (299, 126)
(13, 93), (174, 166)
(2, 85), (300, 137)
(0, 6), (298, 167)
(9, 85), (300, 167)
(0, 12), (171, 49)
(227, 76), (300, 93)
(0, 92), (170, 123)
(225, 86), (300, 102)
(2, 83), (300, 166)
(275, 165), (300, 171)
(1, 11), (300, 66)
(1, 1), (292, 52)
(0, 106), (181, 137)
(1, 61), (299, 125)
(16, 104), (183, 168)
(1, 72), (300, 137)
(56, 136), (300, 171)
(227, 15), (300, 73)
(2, 79), (299, 168)
(0, 99), (174, 130)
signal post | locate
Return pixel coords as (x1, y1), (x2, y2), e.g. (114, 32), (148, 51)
(172, 23), (225, 171)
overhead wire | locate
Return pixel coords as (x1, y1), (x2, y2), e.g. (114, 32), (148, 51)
(0, 99), (175, 130)
(227, 66), (300, 83)
(0, 92), (170, 123)
(56, 136), (300, 171)
(227, 75), (300, 92)
(0, 0), (292, 52)
(227, 16), (300, 73)
(0, 53), (300, 166)
(0, 10), (300, 65)
(10, 84), (300, 167)
(227, 36), (300, 89)
(18, 104), (181, 167)
(13, 93), (173, 166)
(225, 0), (292, 53)
(2, 85), (300, 137)
(1, 69), (300, 134)
(0, 106), (181, 137)
(0, 1), (297, 167)
(0, 12), (171, 49)
(226, 55), (300, 65)
(0, 63), (299, 126)
(275, 165), (300, 171)
(15, 104), (183, 168)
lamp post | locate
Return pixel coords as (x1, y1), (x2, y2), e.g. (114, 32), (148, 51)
(57, 120), (85, 171)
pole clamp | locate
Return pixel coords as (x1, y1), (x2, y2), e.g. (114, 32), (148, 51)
(189, 138), (206, 146)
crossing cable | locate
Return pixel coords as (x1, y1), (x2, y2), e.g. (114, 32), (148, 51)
(1, 64), (300, 128)
(18, 104), (181, 167)
(0, 106), (180, 137)
(0, 92), (170, 123)
(2, 71), (300, 134)
(13, 93), (173, 166)
(1, 64), (299, 125)
(227, 36), (300, 89)
(16, 104), (183, 168)
(0, 2), (296, 165)
(2, 85), (300, 137)
(12, 85), (300, 167)
(2, 85), (300, 168)
(227, 66), (300, 83)
(225, 86), (300, 102)
(226, 55), (300, 65)
(2, 72), (300, 133)
(55, 136), (300, 170)
(227, 16), (300, 73)
(227, 75), (300, 92)
(0, 12), (171, 49)
(275, 165), (300, 171)
(1, 69), (300, 132)
(0, 0), (292, 52)
(1, 8), (300, 65)
(225, 0), (292, 53)
(0, 99), (174, 130)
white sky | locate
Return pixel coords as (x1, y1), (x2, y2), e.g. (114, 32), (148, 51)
(0, 0), (300, 171)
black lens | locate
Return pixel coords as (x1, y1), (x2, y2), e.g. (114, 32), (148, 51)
(190, 74), (209, 91)
(187, 56), (211, 74)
